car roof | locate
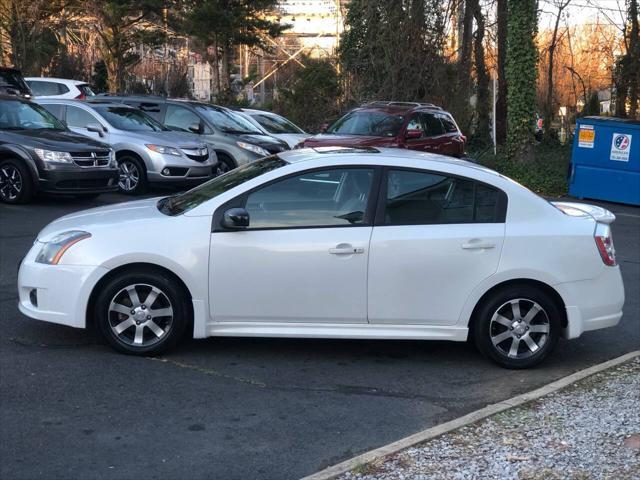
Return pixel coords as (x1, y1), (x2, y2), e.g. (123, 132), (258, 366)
(38, 98), (133, 109)
(278, 146), (495, 175)
(25, 77), (88, 85)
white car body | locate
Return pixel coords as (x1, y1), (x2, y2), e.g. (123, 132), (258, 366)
(17, 148), (624, 365)
(25, 77), (95, 100)
(235, 109), (310, 149)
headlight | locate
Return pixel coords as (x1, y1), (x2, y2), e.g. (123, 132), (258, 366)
(146, 144), (182, 156)
(236, 141), (269, 157)
(34, 149), (73, 163)
(35, 231), (91, 265)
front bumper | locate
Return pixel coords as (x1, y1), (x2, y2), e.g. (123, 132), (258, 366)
(18, 247), (107, 328)
(557, 265), (625, 339)
(38, 166), (119, 194)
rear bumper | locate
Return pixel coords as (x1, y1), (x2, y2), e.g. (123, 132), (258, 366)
(556, 265), (625, 339)
(38, 167), (119, 194)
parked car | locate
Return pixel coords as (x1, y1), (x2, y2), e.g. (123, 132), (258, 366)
(98, 96), (289, 174)
(302, 101), (466, 157)
(26, 77), (95, 100)
(0, 68), (32, 98)
(0, 95), (117, 204)
(17, 147), (624, 368)
(38, 99), (217, 195)
(232, 108), (310, 148)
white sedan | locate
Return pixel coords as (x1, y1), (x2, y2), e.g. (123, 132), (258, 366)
(17, 148), (624, 368)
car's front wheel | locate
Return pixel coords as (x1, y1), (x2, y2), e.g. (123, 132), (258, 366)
(473, 285), (561, 369)
(117, 155), (147, 195)
(94, 269), (190, 355)
(0, 159), (33, 204)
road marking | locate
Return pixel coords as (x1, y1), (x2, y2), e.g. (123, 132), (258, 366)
(301, 350), (640, 480)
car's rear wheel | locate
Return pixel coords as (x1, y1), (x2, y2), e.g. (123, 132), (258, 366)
(473, 285), (561, 369)
(0, 159), (33, 204)
(117, 155), (147, 195)
(94, 269), (190, 355)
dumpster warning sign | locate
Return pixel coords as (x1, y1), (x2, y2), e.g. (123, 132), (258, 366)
(578, 125), (595, 148)
(610, 133), (632, 162)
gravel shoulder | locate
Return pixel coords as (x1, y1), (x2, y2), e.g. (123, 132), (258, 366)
(341, 357), (640, 480)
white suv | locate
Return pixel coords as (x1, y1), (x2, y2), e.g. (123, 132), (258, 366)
(26, 78), (95, 100)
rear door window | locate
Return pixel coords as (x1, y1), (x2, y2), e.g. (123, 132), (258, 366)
(28, 81), (63, 96)
(41, 103), (65, 120)
(66, 105), (100, 128)
(421, 112), (445, 137)
(405, 114), (425, 137)
(383, 169), (504, 225)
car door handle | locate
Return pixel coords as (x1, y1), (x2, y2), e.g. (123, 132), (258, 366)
(461, 241), (496, 250)
(329, 245), (364, 255)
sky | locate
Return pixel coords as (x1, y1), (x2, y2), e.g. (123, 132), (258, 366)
(539, 0), (628, 31)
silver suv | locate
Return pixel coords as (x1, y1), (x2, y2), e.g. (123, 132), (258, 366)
(37, 99), (218, 195)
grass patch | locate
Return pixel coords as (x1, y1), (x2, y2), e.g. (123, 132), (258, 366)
(469, 141), (572, 197)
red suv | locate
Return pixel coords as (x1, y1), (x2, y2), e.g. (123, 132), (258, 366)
(302, 101), (466, 157)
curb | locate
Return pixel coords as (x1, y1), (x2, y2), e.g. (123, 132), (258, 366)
(301, 350), (640, 480)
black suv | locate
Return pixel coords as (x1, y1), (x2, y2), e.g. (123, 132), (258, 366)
(98, 96), (289, 173)
(0, 95), (119, 204)
(0, 67), (32, 98)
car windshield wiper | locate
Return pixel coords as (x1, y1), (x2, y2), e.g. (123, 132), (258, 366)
(222, 129), (259, 135)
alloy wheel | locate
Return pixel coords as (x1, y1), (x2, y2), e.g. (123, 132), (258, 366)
(215, 161), (231, 176)
(108, 283), (174, 348)
(489, 298), (550, 360)
(118, 160), (140, 191)
(0, 164), (23, 201)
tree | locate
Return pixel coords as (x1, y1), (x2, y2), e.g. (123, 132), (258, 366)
(81, 0), (168, 93)
(506, 0), (538, 156)
(92, 60), (109, 93)
(543, 0), (572, 137)
(339, 0), (448, 106)
(472, 0), (490, 145)
(496, 0), (508, 144)
(614, 0), (639, 117)
(183, 0), (287, 101)
(275, 56), (341, 133)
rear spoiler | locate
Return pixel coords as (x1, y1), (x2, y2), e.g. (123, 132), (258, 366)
(551, 201), (616, 224)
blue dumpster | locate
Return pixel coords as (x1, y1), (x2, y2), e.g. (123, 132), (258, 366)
(569, 116), (640, 206)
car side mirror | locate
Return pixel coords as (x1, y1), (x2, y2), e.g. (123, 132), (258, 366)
(221, 207), (250, 229)
(87, 123), (106, 137)
(189, 122), (204, 134)
(405, 129), (422, 139)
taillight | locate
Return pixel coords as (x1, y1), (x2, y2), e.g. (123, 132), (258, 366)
(76, 93), (86, 100)
(595, 224), (616, 266)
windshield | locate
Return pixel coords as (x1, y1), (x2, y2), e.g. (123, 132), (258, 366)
(0, 100), (65, 130)
(195, 105), (262, 134)
(158, 156), (287, 215)
(93, 106), (167, 132)
(328, 111), (404, 137)
(251, 113), (304, 134)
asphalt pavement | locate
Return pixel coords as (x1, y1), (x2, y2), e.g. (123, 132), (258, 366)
(0, 191), (638, 480)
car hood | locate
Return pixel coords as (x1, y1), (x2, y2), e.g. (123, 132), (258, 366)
(235, 133), (289, 153)
(37, 197), (165, 241)
(1, 129), (109, 151)
(302, 134), (397, 148)
(273, 133), (311, 149)
(117, 130), (204, 148)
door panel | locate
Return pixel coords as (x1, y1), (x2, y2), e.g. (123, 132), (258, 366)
(210, 228), (372, 323)
(368, 223), (504, 325)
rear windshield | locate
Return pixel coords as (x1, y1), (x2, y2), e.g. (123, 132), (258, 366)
(328, 111), (404, 137)
(93, 105), (167, 132)
(78, 84), (95, 96)
(158, 156), (286, 215)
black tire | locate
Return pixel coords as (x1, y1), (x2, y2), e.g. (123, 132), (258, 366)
(94, 268), (190, 355)
(215, 153), (235, 176)
(0, 159), (33, 204)
(472, 285), (561, 369)
(117, 155), (147, 195)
